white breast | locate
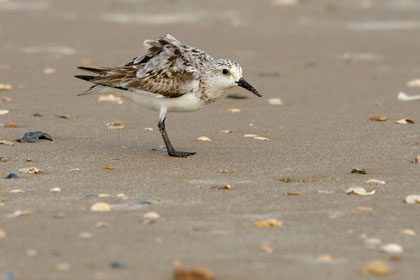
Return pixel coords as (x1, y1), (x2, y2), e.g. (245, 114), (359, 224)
(102, 87), (206, 113)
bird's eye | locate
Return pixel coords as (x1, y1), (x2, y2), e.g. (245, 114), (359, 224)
(222, 69), (229, 75)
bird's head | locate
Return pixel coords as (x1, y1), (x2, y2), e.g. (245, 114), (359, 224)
(211, 59), (261, 97)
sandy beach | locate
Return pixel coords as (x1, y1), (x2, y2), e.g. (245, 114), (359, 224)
(1, 0), (420, 279)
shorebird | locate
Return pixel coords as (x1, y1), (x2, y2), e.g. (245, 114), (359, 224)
(75, 34), (261, 157)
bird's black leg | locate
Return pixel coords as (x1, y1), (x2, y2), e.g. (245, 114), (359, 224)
(158, 116), (196, 158)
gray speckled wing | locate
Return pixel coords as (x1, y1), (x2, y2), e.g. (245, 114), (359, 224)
(81, 35), (214, 98)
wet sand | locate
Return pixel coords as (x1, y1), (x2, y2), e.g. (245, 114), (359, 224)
(1, 0), (420, 279)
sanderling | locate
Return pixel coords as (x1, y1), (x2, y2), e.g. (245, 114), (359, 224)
(75, 34), (261, 157)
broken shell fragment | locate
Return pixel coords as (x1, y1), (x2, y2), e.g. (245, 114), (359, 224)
(106, 121), (125, 129)
(212, 184), (231, 190)
(90, 202), (111, 212)
(404, 194), (420, 204)
(380, 243), (403, 254)
(400, 229), (415, 236)
(346, 187), (375, 196)
(0, 229), (6, 239)
(365, 179), (385, 185)
(395, 118), (414, 124)
(0, 109), (9, 115)
(317, 254), (333, 263)
(18, 167), (43, 175)
(254, 218), (283, 228)
(317, 190), (335, 194)
(174, 266), (215, 280)
(0, 140), (14, 146)
(0, 84), (12, 91)
(398, 91), (420, 101)
(361, 260), (390, 276)
(0, 96), (11, 103)
(228, 108), (241, 113)
(43, 67), (56, 75)
(287, 192), (301, 196)
(407, 79), (420, 88)
(369, 115), (388, 121)
(197, 136), (212, 142)
(220, 129), (232, 134)
(267, 98), (283, 105)
(254, 136), (270, 141)
(9, 189), (25, 194)
(143, 211), (160, 219)
(357, 206), (373, 212)
(260, 244), (274, 254)
(4, 123), (17, 128)
(144, 127), (153, 131)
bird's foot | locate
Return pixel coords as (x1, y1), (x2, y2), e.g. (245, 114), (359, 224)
(168, 151), (196, 158)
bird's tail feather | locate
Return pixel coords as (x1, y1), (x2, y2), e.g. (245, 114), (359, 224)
(77, 84), (103, 96)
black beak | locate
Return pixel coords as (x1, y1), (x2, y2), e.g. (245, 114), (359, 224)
(236, 78), (261, 97)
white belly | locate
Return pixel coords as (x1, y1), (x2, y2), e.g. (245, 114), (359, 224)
(100, 87), (206, 113)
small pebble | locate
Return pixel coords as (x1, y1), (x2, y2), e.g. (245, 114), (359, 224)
(0, 109), (9, 115)
(98, 194), (110, 198)
(0, 156), (8, 162)
(137, 201), (152, 205)
(17, 131), (53, 143)
(0, 229), (6, 239)
(32, 113), (42, 117)
(220, 129), (232, 134)
(2, 271), (16, 280)
(110, 261), (125, 269)
(103, 166), (114, 170)
(5, 173), (19, 179)
(54, 114), (69, 119)
(228, 108), (241, 113)
(86, 194), (98, 198)
(414, 155), (420, 163)
(144, 127), (153, 131)
(50, 187), (61, 192)
(351, 168), (367, 174)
